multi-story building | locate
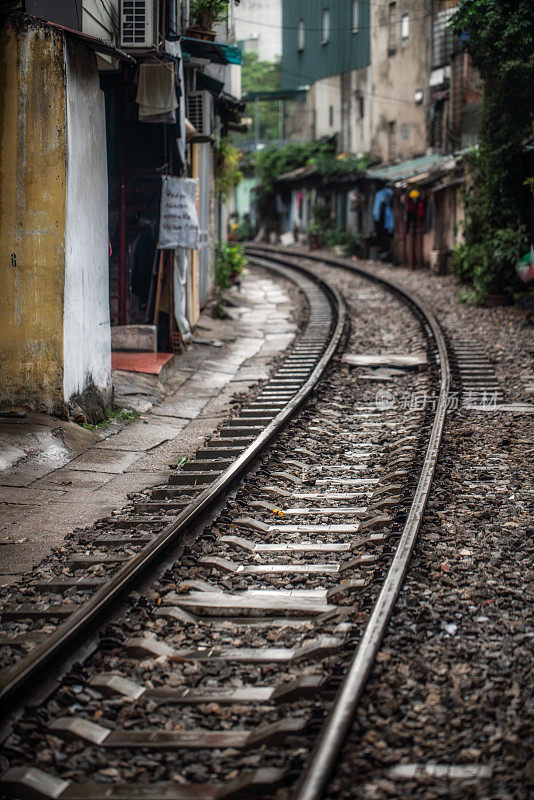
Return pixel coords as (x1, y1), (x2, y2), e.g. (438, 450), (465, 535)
(282, 0), (371, 155)
(278, 1), (482, 271)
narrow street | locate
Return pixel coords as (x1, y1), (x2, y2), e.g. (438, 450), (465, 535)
(0, 269), (299, 582)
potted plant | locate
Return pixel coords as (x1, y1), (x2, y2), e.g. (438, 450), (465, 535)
(188, 0), (241, 40)
(307, 222), (322, 250)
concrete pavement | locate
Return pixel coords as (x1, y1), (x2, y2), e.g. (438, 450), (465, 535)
(0, 268), (299, 584)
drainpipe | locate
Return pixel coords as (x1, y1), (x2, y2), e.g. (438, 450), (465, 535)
(118, 74), (127, 326)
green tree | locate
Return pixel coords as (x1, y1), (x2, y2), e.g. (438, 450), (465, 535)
(451, 0), (534, 299)
(238, 52), (282, 143)
(254, 140), (334, 228)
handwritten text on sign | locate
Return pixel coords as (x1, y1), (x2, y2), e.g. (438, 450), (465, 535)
(158, 176), (199, 250)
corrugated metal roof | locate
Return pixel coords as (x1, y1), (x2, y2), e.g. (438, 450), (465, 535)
(365, 153), (454, 183)
(277, 165), (318, 182)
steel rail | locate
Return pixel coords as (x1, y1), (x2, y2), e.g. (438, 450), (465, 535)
(0, 261), (346, 718)
(245, 245), (450, 800)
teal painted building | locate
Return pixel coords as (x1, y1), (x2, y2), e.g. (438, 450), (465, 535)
(282, 0), (370, 90)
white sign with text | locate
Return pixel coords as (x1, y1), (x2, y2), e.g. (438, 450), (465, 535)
(158, 176), (199, 250)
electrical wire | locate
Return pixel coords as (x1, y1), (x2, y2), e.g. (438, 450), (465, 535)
(98, 0), (119, 24)
(234, 7), (433, 34)
(276, 65), (428, 109)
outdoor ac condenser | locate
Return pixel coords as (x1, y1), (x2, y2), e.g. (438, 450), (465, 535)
(120, 0), (159, 49)
(187, 91), (213, 137)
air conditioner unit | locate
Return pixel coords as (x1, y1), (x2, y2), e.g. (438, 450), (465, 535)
(120, 0), (158, 50)
(187, 91), (213, 136)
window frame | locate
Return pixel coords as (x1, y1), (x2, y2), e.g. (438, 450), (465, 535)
(388, 1), (397, 54)
(322, 8), (330, 45)
(401, 11), (410, 44)
(352, 0), (359, 33)
(297, 18), (305, 52)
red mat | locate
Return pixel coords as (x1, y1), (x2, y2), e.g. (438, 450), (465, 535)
(112, 352), (174, 375)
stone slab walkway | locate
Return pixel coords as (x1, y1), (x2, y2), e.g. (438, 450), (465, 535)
(0, 267), (299, 584)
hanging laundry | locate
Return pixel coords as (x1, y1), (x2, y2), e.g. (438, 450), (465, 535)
(136, 62), (178, 123)
(373, 187), (395, 235)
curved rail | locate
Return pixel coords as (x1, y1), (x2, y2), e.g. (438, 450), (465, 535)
(246, 245), (450, 800)
(0, 261), (346, 718)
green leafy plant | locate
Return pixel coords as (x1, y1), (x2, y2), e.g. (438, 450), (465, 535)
(454, 227), (527, 302)
(309, 151), (374, 179)
(81, 407), (139, 431)
(474, 227), (527, 299)
(190, 0), (241, 29)
(233, 219), (256, 241)
(254, 140), (335, 228)
(323, 228), (350, 249)
(452, 240), (483, 284)
(215, 140), (242, 200)
(450, 0), (534, 299)
(310, 202), (331, 228)
(230, 53), (282, 144)
(215, 241), (247, 291)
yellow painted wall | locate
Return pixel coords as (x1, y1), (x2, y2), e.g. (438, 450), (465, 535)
(0, 18), (67, 411)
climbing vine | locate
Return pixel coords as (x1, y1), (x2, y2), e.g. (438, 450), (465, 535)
(215, 140), (243, 201)
(451, 0), (534, 300)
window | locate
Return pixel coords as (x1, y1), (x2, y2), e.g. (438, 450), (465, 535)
(322, 8), (330, 44)
(388, 2), (397, 53)
(297, 19), (305, 52)
(401, 11), (410, 43)
(352, 0), (359, 32)
(329, 105), (334, 127)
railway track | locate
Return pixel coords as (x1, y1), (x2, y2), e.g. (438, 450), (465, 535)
(0, 249), (449, 800)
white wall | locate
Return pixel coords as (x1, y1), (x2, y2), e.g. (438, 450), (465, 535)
(82, 0), (118, 40)
(233, 0), (281, 62)
(308, 67), (371, 154)
(310, 76), (341, 140)
(63, 39), (112, 403)
(347, 68), (371, 155)
(370, 0), (430, 162)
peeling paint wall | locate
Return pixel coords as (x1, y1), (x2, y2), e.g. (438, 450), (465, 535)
(370, 0), (431, 162)
(63, 39), (112, 404)
(0, 16), (112, 413)
(0, 17), (67, 411)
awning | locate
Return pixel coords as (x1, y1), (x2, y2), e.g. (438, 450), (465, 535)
(45, 19), (134, 62)
(181, 37), (243, 66)
(197, 72), (224, 97)
(365, 153), (454, 184)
